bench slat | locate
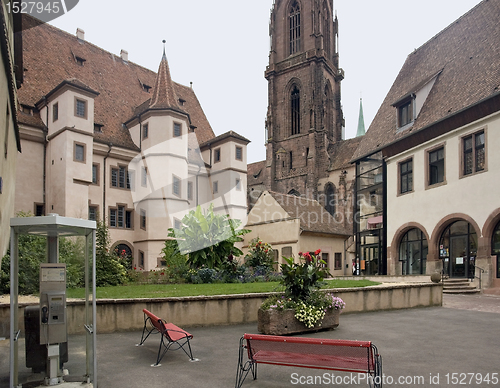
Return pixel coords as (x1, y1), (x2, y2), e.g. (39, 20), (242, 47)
(244, 333), (372, 348)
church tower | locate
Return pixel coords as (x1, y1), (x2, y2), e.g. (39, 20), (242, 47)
(264, 0), (344, 198)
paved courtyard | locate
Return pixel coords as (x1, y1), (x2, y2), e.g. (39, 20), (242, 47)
(1, 293), (499, 387)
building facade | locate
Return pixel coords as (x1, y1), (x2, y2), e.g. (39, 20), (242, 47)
(352, 0), (500, 290)
(14, 16), (248, 270)
(0, 3), (22, 258)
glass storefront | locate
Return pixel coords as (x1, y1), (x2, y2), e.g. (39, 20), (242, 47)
(355, 152), (387, 275)
(439, 220), (477, 278)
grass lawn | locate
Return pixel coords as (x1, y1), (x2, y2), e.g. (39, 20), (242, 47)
(66, 279), (380, 299)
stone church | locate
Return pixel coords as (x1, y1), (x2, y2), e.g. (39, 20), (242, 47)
(246, 0), (362, 273)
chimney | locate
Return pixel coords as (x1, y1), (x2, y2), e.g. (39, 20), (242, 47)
(76, 28), (85, 41)
(120, 49), (129, 62)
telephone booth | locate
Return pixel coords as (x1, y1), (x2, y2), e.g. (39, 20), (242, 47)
(9, 215), (97, 387)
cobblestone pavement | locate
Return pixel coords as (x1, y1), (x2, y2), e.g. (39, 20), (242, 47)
(443, 293), (500, 313)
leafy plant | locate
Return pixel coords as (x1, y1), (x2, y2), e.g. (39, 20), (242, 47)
(95, 219), (128, 287)
(261, 249), (345, 328)
(281, 250), (330, 302)
(167, 204), (250, 269)
(244, 238), (275, 271)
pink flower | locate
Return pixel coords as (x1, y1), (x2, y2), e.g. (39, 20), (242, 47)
(315, 249), (321, 256)
(304, 252), (312, 262)
(298, 252), (303, 257)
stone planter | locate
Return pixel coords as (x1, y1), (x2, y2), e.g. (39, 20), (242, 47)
(257, 308), (340, 336)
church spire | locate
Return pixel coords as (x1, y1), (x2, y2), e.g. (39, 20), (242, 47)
(356, 98), (366, 137)
(150, 40), (181, 111)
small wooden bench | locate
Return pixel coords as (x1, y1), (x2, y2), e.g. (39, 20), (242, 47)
(136, 308), (197, 367)
(235, 333), (382, 388)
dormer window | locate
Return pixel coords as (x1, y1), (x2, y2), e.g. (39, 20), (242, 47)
(142, 84), (151, 93)
(398, 98), (413, 128)
(178, 98), (186, 106)
(94, 124), (103, 133)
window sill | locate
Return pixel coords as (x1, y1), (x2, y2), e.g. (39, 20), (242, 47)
(425, 180), (447, 190)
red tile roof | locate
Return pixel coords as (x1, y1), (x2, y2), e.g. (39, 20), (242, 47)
(267, 190), (351, 236)
(18, 15), (215, 150)
(353, 0), (500, 160)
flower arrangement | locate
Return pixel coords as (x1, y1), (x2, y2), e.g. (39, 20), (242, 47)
(244, 237), (275, 271)
(261, 249), (345, 329)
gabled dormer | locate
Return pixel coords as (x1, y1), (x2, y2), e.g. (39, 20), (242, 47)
(392, 69), (442, 132)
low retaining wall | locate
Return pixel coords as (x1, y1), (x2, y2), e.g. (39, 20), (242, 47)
(0, 283), (442, 337)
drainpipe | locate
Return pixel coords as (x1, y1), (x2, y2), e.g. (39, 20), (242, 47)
(43, 97), (48, 214)
(103, 143), (112, 221)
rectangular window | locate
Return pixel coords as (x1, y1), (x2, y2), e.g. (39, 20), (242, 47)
(235, 178), (241, 191)
(398, 100), (413, 128)
(110, 208), (117, 227)
(214, 148), (221, 163)
(429, 147), (445, 186)
(282, 246), (292, 258)
(322, 252), (330, 269)
(173, 122), (182, 137)
(289, 151), (293, 170)
(399, 159), (413, 194)
(74, 143), (85, 163)
(52, 103), (58, 122)
(463, 130), (485, 176)
(141, 167), (147, 187)
(140, 209), (146, 230)
(112, 166), (131, 189)
(89, 206), (97, 221)
(110, 206), (132, 229)
(213, 181), (218, 194)
(334, 252), (342, 270)
(142, 123), (148, 139)
(92, 163), (99, 185)
(35, 203), (45, 217)
(236, 146), (243, 161)
(173, 175), (181, 196)
(75, 98), (87, 118)
(139, 251), (145, 268)
(111, 168), (118, 187)
(174, 218), (182, 229)
(187, 181), (193, 200)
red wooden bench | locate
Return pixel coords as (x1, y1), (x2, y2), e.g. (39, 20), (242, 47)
(136, 308), (197, 367)
(235, 333), (382, 388)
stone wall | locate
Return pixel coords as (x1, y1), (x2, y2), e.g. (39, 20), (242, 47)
(0, 283), (442, 337)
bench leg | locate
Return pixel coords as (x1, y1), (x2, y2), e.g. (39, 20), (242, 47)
(235, 337), (257, 388)
(136, 316), (155, 347)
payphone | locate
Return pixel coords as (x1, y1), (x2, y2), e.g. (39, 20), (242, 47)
(39, 263), (67, 385)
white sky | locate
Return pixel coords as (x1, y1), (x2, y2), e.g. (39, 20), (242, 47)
(50, 0), (482, 164)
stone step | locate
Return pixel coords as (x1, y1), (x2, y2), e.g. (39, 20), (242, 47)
(443, 288), (481, 294)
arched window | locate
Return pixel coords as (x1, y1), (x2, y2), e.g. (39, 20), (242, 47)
(492, 221), (500, 278)
(289, 1), (301, 55)
(114, 243), (133, 269)
(291, 85), (300, 135)
(439, 220), (477, 278)
(399, 228), (427, 275)
(324, 183), (335, 216)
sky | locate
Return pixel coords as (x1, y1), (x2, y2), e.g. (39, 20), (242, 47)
(50, 0), (483, 164)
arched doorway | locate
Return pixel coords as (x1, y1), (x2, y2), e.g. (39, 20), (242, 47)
(439, 221), (477, 278)
(492, 221), (500, 279)
(399, 228), (428, 275)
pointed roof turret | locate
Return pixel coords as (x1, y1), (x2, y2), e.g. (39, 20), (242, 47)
(356, 98), (366, 137)
(149, 40), (183, 112)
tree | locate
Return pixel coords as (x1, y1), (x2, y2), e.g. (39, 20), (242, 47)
(95, 219), (128, 287)
(168, 204), (250, 269)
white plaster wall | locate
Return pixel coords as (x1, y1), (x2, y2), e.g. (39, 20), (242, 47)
(386, 112), (500, 247)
